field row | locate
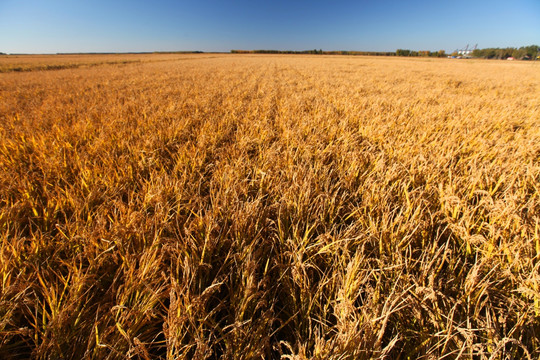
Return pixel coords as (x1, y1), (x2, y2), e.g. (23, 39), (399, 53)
(1, 55), (539, 358)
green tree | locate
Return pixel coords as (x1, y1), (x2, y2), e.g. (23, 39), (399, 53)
(396, 49), (411, 56)
(522, 45), (539, 58)
(512, 48), (526, 59)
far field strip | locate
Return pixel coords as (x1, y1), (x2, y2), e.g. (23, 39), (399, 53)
(0, 54), (229, 73)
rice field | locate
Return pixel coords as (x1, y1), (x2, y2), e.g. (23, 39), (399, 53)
(0, 54), (539, 359)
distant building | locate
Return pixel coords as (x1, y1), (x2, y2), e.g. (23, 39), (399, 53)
(457, 44), (477, 58)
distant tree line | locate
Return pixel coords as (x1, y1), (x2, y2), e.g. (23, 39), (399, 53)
(232, 45), (540, 60)
(231, 49), (396, 56)
(471, 45), (539, 60)
(325, 50), (396, 56)
(232, 49), (435, 57)
(152, 51), (205, 54)
(396, 49), (447, 57)
(231, 49), (328, 54)
(231, 49), (323, 54)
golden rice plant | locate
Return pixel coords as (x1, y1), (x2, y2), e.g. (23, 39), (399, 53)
(0, 54), (539, 359)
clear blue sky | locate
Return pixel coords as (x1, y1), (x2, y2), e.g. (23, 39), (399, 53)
(0, 0), (538, 53)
